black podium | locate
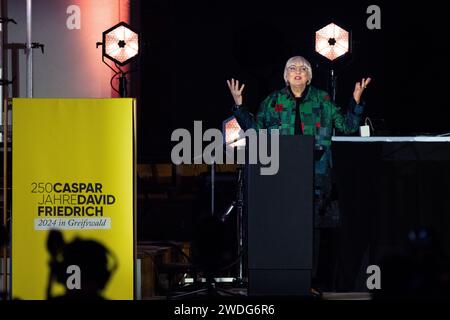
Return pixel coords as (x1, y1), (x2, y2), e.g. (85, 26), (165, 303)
(245, 135), (314, 296)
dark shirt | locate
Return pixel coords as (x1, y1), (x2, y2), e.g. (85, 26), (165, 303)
(291, 85), (310, 135)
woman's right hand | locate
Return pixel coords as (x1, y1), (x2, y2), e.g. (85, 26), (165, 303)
(227, 78), (245, 106)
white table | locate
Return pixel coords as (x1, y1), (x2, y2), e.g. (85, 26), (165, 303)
(332, 136), (450, 142)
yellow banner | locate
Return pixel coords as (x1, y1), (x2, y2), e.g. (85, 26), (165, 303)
(12, 98), (135, 300)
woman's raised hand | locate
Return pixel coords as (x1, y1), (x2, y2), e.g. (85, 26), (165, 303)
(353, 77), (372, 104)
(227, 78), (245, 106)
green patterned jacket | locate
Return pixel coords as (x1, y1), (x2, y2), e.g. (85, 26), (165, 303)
(233, 85), (364, 226)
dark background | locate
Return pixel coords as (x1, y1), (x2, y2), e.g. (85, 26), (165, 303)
(129, 0), (450, 291)
(133, 0), (450, 162)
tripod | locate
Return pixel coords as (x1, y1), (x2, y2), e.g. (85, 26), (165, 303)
(167, 160), (244, 299)
(168, 271), (239, 299)
(221, 164), (246, 285)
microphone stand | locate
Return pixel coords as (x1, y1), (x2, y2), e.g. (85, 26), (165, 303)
(211, 157), (215, 216)
(235, 165), (245, 283)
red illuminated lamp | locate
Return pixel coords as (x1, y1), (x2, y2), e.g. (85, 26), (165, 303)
(97, 22), (140, 97)
(315, 23), (349, 61)
(314, 22), (351, 101)
(102, 21), (139, 66)
(223, 116), (246, 148)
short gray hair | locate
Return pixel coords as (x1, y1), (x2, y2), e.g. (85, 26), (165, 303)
(283, 56), (312, 86)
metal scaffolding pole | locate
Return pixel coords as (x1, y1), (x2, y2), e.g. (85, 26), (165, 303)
(1, 0), (9, 299)
(26, 0), (32, 97)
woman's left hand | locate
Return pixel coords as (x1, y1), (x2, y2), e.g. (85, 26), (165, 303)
(353, 77), (371, 104)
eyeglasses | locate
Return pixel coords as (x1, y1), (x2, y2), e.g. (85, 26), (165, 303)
(287, 65), (308, 73)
